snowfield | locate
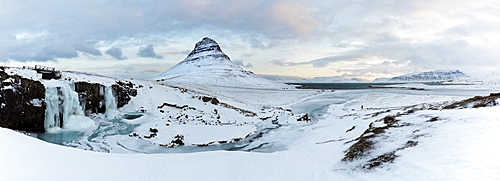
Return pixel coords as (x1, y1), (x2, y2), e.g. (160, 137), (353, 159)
(1, 79), (500, 180)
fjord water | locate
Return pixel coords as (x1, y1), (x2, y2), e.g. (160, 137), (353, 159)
(287, 83), (403, 89)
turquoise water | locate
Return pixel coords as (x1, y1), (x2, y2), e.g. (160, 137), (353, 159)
(37, 113), (143, 146)
(38, 131), (85, 144)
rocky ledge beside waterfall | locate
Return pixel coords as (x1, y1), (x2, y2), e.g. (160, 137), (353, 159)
(0, 66), (137, 132)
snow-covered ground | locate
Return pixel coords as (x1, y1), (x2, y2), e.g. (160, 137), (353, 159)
(2, 66), (500, 180)
(2, 78), (500, 180)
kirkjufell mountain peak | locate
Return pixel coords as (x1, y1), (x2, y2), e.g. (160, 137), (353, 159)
(188, 37), (224, 56)
(151, 37), (285, 88)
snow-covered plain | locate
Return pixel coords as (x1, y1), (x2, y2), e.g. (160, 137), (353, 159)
(2, 69), (500, 180)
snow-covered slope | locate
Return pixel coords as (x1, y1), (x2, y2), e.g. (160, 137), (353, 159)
(152, 37), (286, 88)
(375, 70), (468, 83)
(297, 76), (369, 83)
(2, 89), (499, 180)
(456, 70), (500, 87)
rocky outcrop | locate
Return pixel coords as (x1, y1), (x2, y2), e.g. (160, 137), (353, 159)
(112, 81), (138, 108)
(0, 67), (138, 132)
(74, 81), (138, 115)
(74, 82), (106, 115)
(183, 37), (230, 64)
(0, 69), (46, 132)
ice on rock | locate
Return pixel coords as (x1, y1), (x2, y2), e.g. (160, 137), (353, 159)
(104, 86), (120, 119)
(44, 81), (94, 133)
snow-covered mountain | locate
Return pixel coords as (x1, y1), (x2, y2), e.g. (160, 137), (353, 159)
(458, 71), (500, 83)
(296, 76), (369, 83)
(374, 70), (468, 83)
(152, 37), (285, 88)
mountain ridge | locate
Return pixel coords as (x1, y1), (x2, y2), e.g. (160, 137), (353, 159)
(373, 70), (468, 82)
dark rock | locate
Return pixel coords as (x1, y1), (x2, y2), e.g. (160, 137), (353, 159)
(296, 114), (311, 122)
(167, 134), (185, 147)
(201, 96), (211, 102)
(211, 98), (219, 105)
(73, 81), (137, 115)
(112, 81), (137, 108)
(0, 71), (46, 132)
(144, 133), (157, 139)
(490, 92), (500, 96)
(74, 82), (105, 115)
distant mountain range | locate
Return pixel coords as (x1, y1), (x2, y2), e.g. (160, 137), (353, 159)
(151, 37), (284, 88)
(374, 70), (468, 83)
(292, 70), (470, 83)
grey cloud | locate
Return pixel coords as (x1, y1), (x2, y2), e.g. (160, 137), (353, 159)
(271, 60), (286, 66)
(162, 50), (191, 55)
(137, 44), (163, 59)
(271, 55), (363, 68)
(233, 60), (253, 68)
(44, 44), (79, 59)
(73, 43), (102, 56)
(245, 63), (253, 68)
(105, 47), (127, 60)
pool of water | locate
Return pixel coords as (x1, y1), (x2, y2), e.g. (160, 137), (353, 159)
(38, 131), (85, 144)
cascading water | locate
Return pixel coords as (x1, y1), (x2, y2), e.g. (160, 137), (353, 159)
(44, 81), (94, 133)
(104, 86), (119, 118)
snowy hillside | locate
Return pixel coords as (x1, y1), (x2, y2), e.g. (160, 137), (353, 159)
(456, 70), (500, 87)
(152, 37), (286, 88)
(375, 70), (468, 83)
(296, 76), (369, 83)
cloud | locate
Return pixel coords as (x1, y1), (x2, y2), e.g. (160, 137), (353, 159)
(271, 54), (362, 68)
(269, 0), (319, 36)
(105, 47), (127, 60)
(0, 0), (324, 62)
(233, 60), (253, 68)
(137, 44), (163, 59)
(73, 43), (102, 56)
(0, 0), (499, 79)
(158, 50), (191, 55)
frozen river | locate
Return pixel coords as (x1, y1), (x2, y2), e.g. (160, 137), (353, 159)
(35, 84), (496, 154)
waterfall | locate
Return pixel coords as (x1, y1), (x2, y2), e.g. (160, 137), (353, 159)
(44, 81), (94, 133)
(104, 86), (119, 118)
(44, 86), (62, 133)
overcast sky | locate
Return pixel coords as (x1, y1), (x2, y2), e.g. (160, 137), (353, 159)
(1, 0), (499, 80)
